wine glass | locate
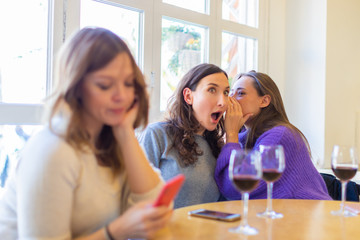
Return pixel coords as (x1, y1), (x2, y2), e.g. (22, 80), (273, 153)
(331, 145), (359, 217)
(229, 149), (262, 235)
(257, 145), (285, 219)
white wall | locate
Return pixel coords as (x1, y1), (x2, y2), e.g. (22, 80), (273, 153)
(267, 0), (286, 94)
(268, 0), (360, 167)
(285, 0), (327, 165)
(325, 0), (360, 165)
(268, 0), (327, 165)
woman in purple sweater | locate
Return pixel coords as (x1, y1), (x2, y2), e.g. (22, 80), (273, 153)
(215, 70), (331, 200)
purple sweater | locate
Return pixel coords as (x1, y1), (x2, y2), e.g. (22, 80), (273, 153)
(215, 126), (332, 200)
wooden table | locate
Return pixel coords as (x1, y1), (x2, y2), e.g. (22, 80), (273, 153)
(153, 199), (360, 240)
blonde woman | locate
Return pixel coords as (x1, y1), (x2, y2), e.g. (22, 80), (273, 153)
(0, 27), (172, 239)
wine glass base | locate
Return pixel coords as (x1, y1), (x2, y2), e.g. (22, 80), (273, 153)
(331, 209), (357, 217)
(229, 224), (258, 235)
(257, 210), (283, 219)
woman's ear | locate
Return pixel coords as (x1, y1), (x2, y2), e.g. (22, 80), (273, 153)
(260, 95), (271, 108)
(183, 88), (193, 105)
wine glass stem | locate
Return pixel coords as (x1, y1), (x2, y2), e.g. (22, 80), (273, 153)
(341, 181), (347, 213)
(242, 192), (249, 227)
(266, 182), (273, 213)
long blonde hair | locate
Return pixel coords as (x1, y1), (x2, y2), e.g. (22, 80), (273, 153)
(49, 27), (149, 173)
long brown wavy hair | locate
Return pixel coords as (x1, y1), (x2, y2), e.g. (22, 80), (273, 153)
(236, 71), (310, 152)
(48, 27), (149, 173)
(165, 63), (228, 166)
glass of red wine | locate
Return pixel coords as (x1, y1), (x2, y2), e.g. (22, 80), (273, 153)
(228, 149), (262, 235)
(257, 145), (285, 219)
(331, 145), (358, 217)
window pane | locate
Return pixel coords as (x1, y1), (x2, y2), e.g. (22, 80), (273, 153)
(161, 18), (207, 111)
(163, 0), (207, 14)
(0, 0), (48, 104)
(80, 0), (141, 64)
(221, 32), (258, 83)
(0, 125), (42, 193)
(222, 0), (258, 28)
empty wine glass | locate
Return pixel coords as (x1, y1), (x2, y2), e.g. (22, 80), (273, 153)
(257, 145), (285, 219)
(331, 145), (359, 217)
(229, 149), (262, 235)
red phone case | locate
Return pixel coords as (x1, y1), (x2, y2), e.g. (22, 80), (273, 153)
(152, 174), (185, 207)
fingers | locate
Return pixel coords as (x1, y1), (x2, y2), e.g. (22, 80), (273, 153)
(144, 205), (173, 221)
(147, 209), (173, 230)
(129, 206), (173, 239)
(143, 210), (173, 239)
(228, 97), (242, 114)
(112, 100), (139, 133)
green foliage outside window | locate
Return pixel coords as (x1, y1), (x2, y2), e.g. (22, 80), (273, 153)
(162, 25), (201, 76)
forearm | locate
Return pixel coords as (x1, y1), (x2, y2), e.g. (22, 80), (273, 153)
(215, 143), (243, 199)
(117, 128), (161, 194)
(75, 229), (109, 240)
(75, 226), (128, 240)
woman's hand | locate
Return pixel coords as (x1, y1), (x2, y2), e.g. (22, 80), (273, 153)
(109, 201), (173, 240)
(225, 97), (252, 143)
(112, 99), (139, 143)
(115, 98), (139, 129)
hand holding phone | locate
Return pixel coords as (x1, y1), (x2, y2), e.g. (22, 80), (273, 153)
(152, 174), (185, 207)
(188, 209), (241, 222)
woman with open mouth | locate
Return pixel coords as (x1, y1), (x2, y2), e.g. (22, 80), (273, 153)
(139, 63), (230, 208)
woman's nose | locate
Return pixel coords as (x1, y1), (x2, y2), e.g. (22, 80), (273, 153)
(112, 84), (126, 101)
(218, 94), (228, 107)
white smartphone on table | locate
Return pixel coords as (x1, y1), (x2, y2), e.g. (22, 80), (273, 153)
(188, 209), (241, 222)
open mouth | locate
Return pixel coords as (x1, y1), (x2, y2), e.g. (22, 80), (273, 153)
(211, 112), (221, 121)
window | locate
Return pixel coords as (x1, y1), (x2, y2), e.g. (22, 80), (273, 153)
(163, 0), (208, 14)
(0, 0), (267, 189)
(80, 0), (143, 65)
(0, 0), (49, 105)
(221, 32), (258, 83)
(160, 18), (207, 110)
(222, 0), (258, 27)
(0, 0), (51, 191)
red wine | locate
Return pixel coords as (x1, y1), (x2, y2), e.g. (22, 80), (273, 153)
(232, 176), (260, 192)
(262, 169), (282, 182)
(332, 166), (357, 181)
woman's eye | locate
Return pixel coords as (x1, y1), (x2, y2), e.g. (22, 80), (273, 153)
(125, 81), (135, 87)
(209, 88), (216, 93)
(236, 91), (245, 96)
(224, 90), (229, 96)
(97, 84), (110, 90)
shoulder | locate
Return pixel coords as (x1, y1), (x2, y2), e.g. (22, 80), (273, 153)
(139, 122), (173, 150)
(143, 122), (170, 134)
(139, 122), (170, 140)
(256, 125), (302, 146)
(24, 127), (72, 151)
(19, 127), (81, 171)
(146, 121), (169, 133)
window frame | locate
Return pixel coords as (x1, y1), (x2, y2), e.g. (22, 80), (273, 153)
(0, 0), (268, 125)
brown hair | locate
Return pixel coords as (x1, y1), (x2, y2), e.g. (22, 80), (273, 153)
(236, 70), (310, 152)
(166, 63), (228, 166)
(49, 27), (149, 173)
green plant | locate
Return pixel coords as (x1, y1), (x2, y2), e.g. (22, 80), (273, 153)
(162, 25), (202, 76)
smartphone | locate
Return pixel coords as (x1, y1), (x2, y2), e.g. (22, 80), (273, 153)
(152, 174), (185, 207)
(188, 209), (241, 222)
